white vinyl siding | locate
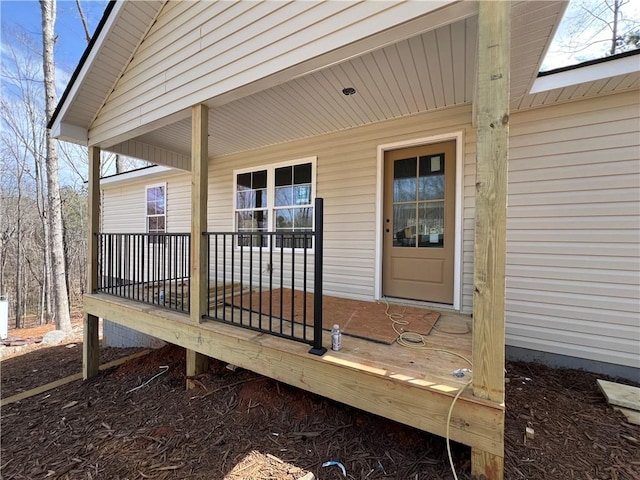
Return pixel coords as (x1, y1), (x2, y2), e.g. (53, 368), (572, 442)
(506, 90), (640, 369)
(88, 0), (469, 146)
(102, 173), (191, 234)
(209, 104), (476, 303)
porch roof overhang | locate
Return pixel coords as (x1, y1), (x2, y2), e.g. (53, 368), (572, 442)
(51, 0), (577, 170)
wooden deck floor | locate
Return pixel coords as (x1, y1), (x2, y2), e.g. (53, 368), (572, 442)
(84, 293), (503, 457)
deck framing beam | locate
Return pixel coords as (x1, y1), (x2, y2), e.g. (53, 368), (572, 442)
(472, 1), (510, 478)
(83, 145), (101, 380)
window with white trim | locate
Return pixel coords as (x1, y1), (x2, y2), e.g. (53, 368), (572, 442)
(234, 158), (315, 248)
(146, 183), (166, 244)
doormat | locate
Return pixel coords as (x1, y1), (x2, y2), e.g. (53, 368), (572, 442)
(229, 288), (440, 345)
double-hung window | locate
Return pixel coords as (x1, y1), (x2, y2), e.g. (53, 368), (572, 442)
(146, 183), (166, 244)
(234, 157), (315, 249)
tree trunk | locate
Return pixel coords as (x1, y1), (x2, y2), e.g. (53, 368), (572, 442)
(115, 154), (124, 174)
(14, 165), (23, 329)
(41, 0), (72, 332)
(610, 0), (621, 55)
(35, 135), (53, 324)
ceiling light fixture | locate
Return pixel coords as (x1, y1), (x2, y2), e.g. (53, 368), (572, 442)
(342, 87), (356, 96)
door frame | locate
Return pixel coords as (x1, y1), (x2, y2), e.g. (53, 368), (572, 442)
(375, 131), (464, 310)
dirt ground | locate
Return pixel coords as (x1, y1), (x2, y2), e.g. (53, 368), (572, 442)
(1, 332), (639, 479)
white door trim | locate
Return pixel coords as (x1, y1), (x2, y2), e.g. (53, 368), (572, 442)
(375, 131), (464, 310)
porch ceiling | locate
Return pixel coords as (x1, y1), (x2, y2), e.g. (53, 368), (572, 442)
(110, 1), (569, 166)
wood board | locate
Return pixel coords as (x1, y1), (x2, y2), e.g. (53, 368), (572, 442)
(228, 288), (440, 345)
(597, 379), (640, 411)
(614, 407), (640, 426)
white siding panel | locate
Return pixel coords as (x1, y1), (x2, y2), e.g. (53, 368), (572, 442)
(90, 0), (460, 146)
(506, 90), (640, 368)
(102, 172), (191, 234)
(208, 105), (475, 303)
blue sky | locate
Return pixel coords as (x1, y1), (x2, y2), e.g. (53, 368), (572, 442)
(1, 0), (108, 90)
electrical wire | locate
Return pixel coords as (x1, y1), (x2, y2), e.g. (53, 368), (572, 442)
(379, 298), (473, 480)
(126, 365), (169, 393)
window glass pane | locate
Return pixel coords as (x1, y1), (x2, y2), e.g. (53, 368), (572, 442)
(275, 209), (293, 229)
(294, 185), (311, 205)
(293, 207), (313, 229)
(253, 170), (267, 189)
(393, 204), (416, 247)
(237, 211), (268, 231)
(156, 186), (165, 205)
(237, 188), (267, 209)
(393, 158), (417, 202)
(236, 190), (252, 209)
(418, 201), (444, 248)
(237, 173), (251, 189)
(255, 210), (268, 229)
(294, 163), (312, 184)
(275, 166), (292, 186)
(275, 186), (293, 207)
(148, 216), (165, 233)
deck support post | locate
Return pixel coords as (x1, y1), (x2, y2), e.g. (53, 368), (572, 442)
(187, 104), (209, 388)
(471, 1), (510, 479)
(84, 146), (101, 380)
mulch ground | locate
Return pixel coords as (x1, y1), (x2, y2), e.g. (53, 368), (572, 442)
(1, 342), (639, 480)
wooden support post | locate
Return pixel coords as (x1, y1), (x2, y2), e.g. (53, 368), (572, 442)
(186, 348), (209, 390)
(187, 104), (209, 388)
(472, 1), (510, 479)
(84, 146), (101, 379)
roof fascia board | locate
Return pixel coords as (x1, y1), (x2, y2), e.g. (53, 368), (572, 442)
(530, 53), (640, 93)
(100, 165), (175, 187)
(51, 122), (88, 144)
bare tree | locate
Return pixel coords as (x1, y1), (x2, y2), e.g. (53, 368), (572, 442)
(75, 0), (92, 43)
(40, 0), (72, 333)
(555, 0), (640, 58)
(1, 37), (53, 326)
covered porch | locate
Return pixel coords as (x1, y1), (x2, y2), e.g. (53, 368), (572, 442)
(64, 2), (564, 478)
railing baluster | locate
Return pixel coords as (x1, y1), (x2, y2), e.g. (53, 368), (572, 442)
(258, 234), (263, 331)
(269, 233), (273, 333)
(303, 233), (308, 341)
(206, 234), (210, 317)
(310, 198), (326, 355)
(214, 234), (219, 319)
(222, 234), (227, 322)
(291, 234), (295, 338)
(239, 233), (243, 326)
(279, 233), (284, 335)
(249, 233), (253, 329)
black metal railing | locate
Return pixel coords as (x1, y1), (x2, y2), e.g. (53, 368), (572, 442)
(96, 233), (191, 313)
(204, 198), (325, 355)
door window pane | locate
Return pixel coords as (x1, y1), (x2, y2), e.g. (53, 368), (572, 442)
(418, 201), (444, 248)
(419, 154), (445, 201)
(393, 157), (417, 202)
(393, 204), (416, 247)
